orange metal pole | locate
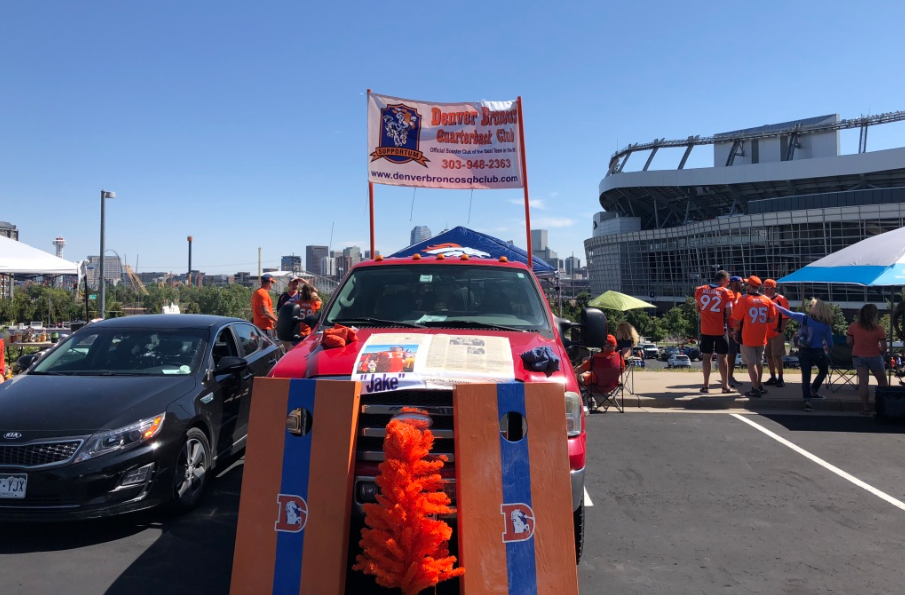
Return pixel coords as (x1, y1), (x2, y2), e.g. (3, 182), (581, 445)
(517, 96), (533, 268)
(367, 89), (375, 260)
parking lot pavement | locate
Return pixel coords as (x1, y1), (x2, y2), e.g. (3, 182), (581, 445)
(579, 410), (905, 595)
(0, 456), (244, 595)
(4, 410), (905, 594)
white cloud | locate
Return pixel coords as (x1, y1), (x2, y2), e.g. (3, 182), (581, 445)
(532, 217), (576, 228)
(507, 198), (546, 209)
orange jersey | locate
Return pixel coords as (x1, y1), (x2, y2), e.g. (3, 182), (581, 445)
(731, 294), (778, 347)
(767, 293), (789, 338)
(376, 350), (405, 373)
(695, 285), (731, 336)
(296, 298), (322, 338)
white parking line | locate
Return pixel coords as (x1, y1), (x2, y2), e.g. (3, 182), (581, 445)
(584, 487), (594, 507)
(731, 413), (905, 512)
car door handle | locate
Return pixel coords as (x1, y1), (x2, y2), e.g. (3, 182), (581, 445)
(242, 373), (254, 381)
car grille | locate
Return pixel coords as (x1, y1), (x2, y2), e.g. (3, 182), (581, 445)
(358, 390), (455, 463)
(0, 440), (83, 469)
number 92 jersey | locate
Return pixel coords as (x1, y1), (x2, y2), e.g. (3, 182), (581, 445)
(695, 284), (732, 336)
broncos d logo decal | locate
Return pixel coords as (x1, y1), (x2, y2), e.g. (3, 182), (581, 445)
(274, 494), (308, 533)
(501, 503), (535, 542)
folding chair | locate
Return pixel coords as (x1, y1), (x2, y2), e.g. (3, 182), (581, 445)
(580, 353), (624, 413)
(826, 336), (857, 393)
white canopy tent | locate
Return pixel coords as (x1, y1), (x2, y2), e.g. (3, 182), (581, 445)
(0, 235), (81, 276)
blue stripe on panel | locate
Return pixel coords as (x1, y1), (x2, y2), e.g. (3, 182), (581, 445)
(497, 383), (538, 595)
(272, 380), (315, 595)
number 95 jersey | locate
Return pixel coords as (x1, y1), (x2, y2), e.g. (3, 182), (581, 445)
(731, 294), (778, 347)
(695, 284), (732, 336)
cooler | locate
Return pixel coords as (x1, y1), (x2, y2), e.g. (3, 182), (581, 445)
(875, 386), (905, 421)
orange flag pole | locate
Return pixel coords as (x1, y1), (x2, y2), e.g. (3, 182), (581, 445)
(367, 89), (375, 261)
(517, 96), (532, 268)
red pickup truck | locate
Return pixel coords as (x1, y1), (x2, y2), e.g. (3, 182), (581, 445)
(271, 255), (606, 562)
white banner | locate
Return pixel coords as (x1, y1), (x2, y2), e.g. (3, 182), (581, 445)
(368, 93), (524, 190)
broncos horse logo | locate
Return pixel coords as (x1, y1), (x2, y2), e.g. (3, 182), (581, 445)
(422, 243), (491, 259)
(371, 102), (429, 167)
(383, 107), (418, 147)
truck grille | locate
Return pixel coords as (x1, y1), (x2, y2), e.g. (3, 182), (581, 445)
(0, 440), (83, 469)
(358, 390), (455, 463)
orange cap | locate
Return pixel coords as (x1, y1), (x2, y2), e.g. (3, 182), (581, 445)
(763, 279), (777, 288)
(746, 275), (762, 287)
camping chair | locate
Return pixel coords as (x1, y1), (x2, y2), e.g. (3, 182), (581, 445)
(581, 353), (624, 413)
(825, 335), (857, 393)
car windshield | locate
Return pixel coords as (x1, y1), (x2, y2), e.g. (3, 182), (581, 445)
(30, 327), (208, 376)
(324, 264), (552, 333)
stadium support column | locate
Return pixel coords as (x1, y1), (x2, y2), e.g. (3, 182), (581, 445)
(678, 137), (695, 170)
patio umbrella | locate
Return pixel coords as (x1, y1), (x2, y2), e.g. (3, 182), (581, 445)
(588, 290), (656, 311)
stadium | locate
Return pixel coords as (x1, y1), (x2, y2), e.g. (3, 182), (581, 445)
(585, 111), (905, 309)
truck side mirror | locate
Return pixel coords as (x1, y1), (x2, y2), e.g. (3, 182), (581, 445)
(277, 303), (302, 342)
(581, 307), (608, 349)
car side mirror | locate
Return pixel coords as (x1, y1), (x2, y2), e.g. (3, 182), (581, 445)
(216, 356), (248, 375)
(17, 354), (39, 371)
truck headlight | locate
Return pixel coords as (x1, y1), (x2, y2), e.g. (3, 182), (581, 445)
(565, 391), (582, 437)
(75, 413), (165, 462)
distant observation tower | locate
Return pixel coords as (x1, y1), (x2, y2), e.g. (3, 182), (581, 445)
(52, 236), (66, 288)
(53, 236), (66, 258)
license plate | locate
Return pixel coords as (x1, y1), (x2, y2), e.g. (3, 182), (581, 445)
(0, 474), (27, 499)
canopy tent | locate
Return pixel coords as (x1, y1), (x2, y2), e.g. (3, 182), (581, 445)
(387, 226), (557, 276)
(588, 290), (656, 311)
(0, 235), (81, 276)
(777, 226), (905, 381)
(777, 226), (905, 287)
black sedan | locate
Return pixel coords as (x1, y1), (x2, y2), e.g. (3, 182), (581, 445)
(0, 315), (281, 521)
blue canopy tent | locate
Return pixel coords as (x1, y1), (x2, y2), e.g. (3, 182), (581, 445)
(388, 226), (558, 276)
(778, 226), (905, 287)
(778, 225), (905, 381)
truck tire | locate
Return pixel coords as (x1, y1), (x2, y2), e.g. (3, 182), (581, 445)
(574, 502), (585, 563)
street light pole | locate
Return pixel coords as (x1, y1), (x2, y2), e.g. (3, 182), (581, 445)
(99, 190), (116, 318)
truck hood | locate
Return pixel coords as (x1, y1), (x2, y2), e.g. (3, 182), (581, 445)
(270, 327), (576, 387)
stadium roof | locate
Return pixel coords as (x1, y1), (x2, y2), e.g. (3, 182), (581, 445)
(599, 110), (905, 230)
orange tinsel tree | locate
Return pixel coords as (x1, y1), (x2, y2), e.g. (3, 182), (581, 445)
(353, 415), (464, 594)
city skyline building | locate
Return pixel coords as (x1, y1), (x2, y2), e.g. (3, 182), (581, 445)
(530, 229), (548, 250)
(86, 254), (124, 286)
(281, 255), (302, 274)
(306, 245), (329, 276)
(342, 246), (361, 266)
(410, 225), (432, 245)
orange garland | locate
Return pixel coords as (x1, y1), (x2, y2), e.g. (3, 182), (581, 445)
(353, 417), (464, 594)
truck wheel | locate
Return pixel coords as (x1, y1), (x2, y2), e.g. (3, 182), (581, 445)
(574, 502), (585, 563)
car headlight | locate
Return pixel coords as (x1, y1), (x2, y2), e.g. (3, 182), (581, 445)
(565, 391), (582, 437)
(75, 413), (166, 462)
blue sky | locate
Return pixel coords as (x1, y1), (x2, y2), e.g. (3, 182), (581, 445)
(3, 1), (904, 276)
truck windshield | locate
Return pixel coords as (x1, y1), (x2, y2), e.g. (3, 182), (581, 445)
(324, 264), (552, 332)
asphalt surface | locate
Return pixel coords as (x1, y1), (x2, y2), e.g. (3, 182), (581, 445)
(2, 411), (905, 594)
(581, 411), (905, 594)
